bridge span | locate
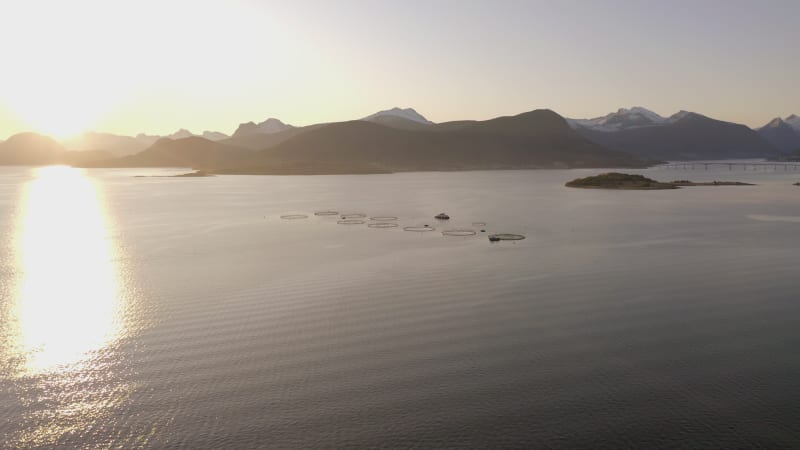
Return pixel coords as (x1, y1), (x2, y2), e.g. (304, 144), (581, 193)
(657, 162), (800, 171)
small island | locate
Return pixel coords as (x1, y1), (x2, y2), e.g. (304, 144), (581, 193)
(565, 173), (677, 190)
(566, 173), (754, 190)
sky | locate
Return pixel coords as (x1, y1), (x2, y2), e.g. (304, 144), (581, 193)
(0, 0), (797, 139)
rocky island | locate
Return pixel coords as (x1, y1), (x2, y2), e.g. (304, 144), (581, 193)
(566, 173), (755, 190)
(566, 173), (677, 189)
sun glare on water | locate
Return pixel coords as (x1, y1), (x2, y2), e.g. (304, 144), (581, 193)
(10, 166), (125, 375)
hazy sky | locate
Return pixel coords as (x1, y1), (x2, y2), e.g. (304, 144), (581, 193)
(0, 0), (797, 138)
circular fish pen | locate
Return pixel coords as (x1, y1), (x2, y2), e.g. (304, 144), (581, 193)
(337, 219), (365, 225)
(403, 225), (436, 232)
(368, 222), (399, 228)
(489, 233), (525, 241)
(370, 216), (399, 221)
(314, 210), (339, 216)
(442, 229), (477, 237)
(340, 213), (366, 219)
(280, 214), (309, 220)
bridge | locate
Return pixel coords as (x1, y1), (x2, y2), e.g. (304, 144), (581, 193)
(657, 161), (800, 171)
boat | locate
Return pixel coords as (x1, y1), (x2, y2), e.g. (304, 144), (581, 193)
(488, 235), (500, 242)
(435, 213), (450, 220)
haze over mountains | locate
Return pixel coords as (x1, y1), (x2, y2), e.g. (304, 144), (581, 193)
(1, 106), (797, 173)
(59, 129), (231, 158)
(84, 109), (647, 173)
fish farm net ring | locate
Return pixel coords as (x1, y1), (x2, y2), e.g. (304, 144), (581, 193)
(341, 213), (366, 219)
(472, 222), (487, 227)
(442, 229), (477, 236)
(281, 214), (308, 220)
(368, 222), (399, 228)
(491, 233), (525, 240)
(370, 216), (399, 221)
(403, 225), (436, 232)
(338, 219), (365, 225)
(314, 210), (339, 216)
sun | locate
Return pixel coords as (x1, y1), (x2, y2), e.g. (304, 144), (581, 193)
(12, 100), (103, 139)
(6, 82), (111, 139)
(1, 54), (115, 138)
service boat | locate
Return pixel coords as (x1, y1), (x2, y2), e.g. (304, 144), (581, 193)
(435, 213), (450, 220)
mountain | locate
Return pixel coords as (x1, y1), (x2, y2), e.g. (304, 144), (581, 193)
(0, 132), (66, 165)
(136, 133), (161, 147)
(365, 115), (433, 130)
(363, 107), (433, 125)
(202, 131), (229, 141)
(574, 110), (782, 161)
(222, 124), (323, 150)
(786, 114), (800, 132)
(218, 109), (650, 174)
(567, 107), (666, 132)
(62, 132), (149, 156)
(85, 136), (252, 169)
(167, 129), (195, 140)
(62, 130), (229, 156)
(757, 117), (800, 153)
(232, 118), (294, 138)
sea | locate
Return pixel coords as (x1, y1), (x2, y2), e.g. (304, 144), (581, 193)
(1, 164), (799, 448)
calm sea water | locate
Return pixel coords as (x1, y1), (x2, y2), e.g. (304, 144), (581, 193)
(1, 165), (799, 448)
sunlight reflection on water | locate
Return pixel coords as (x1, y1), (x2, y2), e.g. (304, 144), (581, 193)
(11, 166), (125, 375)
(2, 166), (136, 447)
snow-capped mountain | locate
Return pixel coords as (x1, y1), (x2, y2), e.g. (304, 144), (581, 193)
(567, 107), (666, 132)
(232, 118), (294, 138)
(785, 114), (800, 132)
(363, 107), (434, 125)
(760, 117), (786, 129)
(573, 108), (782, 161)
(757, 117), (800, 152)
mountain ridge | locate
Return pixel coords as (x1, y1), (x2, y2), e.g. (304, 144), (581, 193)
(2, 106), (795, 169)
(218, 109), (651, 174)
(567, 107), (666, 132)
(757, 116), (800, 152)
(362, 107), (433, 125)
(232, 118), (294, 138)
(575, 109), (782, 161)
